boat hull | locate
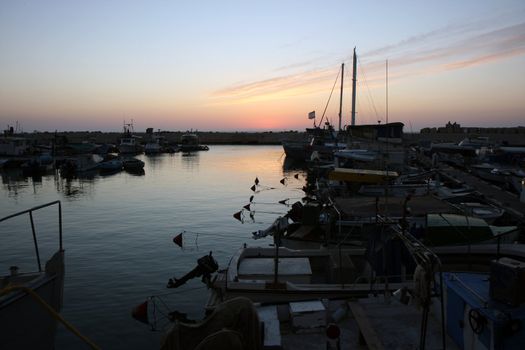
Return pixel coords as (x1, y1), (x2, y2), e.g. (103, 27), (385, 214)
(0, 251), (64, 350)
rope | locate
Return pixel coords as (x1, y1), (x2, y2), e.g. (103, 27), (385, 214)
(319, 68), (341, 126)
(178, 229), (250, 240)
(357, 57), (382, 123)
(149, 284), (207, 298)
(0, 284), (100, 350)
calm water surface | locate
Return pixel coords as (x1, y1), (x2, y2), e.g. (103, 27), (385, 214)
(0, 145), (305, 349)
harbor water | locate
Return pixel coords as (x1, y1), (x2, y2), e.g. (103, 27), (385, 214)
(0, 145), (306, 349)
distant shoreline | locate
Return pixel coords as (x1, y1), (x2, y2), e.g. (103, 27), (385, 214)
(10, 127), (525, 146)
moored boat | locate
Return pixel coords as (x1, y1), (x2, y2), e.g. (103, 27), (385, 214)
(180, 132), (209, 152)
(59, 154), (103, 177)
(0, 201), (65, 350)
(118, 121), (143, 154)
(122, 157), (145, 171)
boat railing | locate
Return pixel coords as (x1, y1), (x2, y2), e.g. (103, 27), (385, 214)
(0, 200), (62, 272)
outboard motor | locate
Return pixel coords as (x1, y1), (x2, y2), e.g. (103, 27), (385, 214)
(167, 251), (218, 288)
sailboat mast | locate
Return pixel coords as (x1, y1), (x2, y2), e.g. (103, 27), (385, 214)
(351, 47), (357, 126)
(338, 63), (344, 131)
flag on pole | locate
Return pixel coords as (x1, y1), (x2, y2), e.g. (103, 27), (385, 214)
(308, 111), (315, 119)
(173, 233), (183, 248)
(131, 301), (149, 324)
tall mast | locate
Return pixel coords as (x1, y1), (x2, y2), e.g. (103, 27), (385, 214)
(351, 47), (357, 126)
(386, 59), (389, 125)
(338, 63), (344, 131)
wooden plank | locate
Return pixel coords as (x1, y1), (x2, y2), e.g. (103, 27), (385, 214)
(348, 302), (384, 350)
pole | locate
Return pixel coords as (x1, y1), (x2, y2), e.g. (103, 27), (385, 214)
(351, 47), (357, 126)
(386, 59), (388, 125)
(338, 63), (344, 131)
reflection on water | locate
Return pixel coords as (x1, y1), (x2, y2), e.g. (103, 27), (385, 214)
(0, 146), (306, 350)
(124, 168), (145, 176)
(54, 176), (97, 199)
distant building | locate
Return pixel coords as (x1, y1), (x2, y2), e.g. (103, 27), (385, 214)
(420, 122), (525, 135)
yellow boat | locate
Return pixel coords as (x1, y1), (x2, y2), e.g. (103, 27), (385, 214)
(328, 168), (398, 183)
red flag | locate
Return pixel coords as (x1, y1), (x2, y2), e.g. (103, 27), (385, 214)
(173, 233), (183, 248)
(243, 204), (251, 211)
(255, 177), (259, 185)
(250, 185), (256, 192)
(131, 301), (149, 324)
(233, 211), (243, 222)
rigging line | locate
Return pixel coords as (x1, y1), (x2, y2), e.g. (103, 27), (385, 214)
(358, 59), (381, 123)
(251, 202), (287, 205)
(319, 67), (341, 126)
(248, 210), (287, 215)
(178, 230), (250, 240)
(149, 285), (208, 298)
(151, 299), (172, 320)
(357, 57), (382, 122)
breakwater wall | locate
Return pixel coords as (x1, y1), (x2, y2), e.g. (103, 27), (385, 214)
(15, 129), (525, 146)
(23, 131), (306, 145)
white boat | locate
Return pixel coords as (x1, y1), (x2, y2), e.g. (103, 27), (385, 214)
(144, 130), (164, 154)
(0, 201), (65, 349)
(470, 163), (510, 184)
(455, 202), (505, 223)
(434, 184), (475, 200)
(144, 140), (162, 154)
(358, 180), (439, 197)
(180, 132), (209, 152)
(207, 245), (412, 307)
(59, 154), (103, 176)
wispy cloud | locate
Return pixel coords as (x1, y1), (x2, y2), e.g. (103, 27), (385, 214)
(211, 67), (338, 104)
(212, 17), (525, 104)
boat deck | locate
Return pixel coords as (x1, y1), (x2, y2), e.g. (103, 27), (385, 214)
(349, 297), (459, 350)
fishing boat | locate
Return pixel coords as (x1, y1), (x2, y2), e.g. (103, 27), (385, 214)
(180, 132), (209, 152)
(0, 201), (65, 350)
(144, 129), (164, 154)
(118, 121), (143, 154)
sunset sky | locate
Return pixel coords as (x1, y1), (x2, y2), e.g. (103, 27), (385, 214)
(1, 0), (524, 132)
